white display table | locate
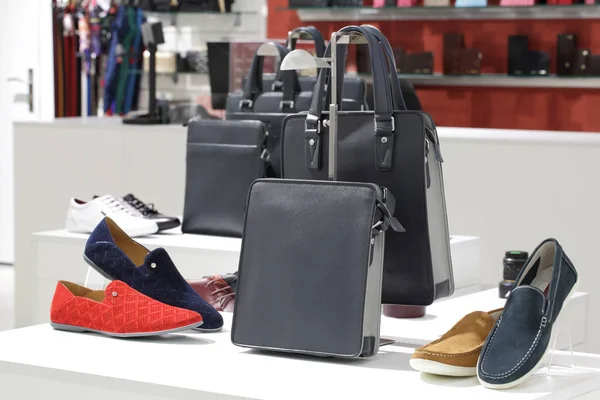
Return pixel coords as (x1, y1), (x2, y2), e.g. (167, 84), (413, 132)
(27, 230), (480, 326)
(0, 289), (595, 400)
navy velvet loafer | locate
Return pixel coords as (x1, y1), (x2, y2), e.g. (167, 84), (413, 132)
(477, 238), (578, 389)
(84, 217), (224, 332)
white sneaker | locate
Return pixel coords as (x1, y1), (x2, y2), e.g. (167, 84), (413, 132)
(66, 195), (159, 237)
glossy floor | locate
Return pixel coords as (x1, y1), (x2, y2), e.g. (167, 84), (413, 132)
(0, 265), (14, 331)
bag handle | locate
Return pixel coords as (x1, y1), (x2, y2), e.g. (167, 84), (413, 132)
(274, 26), (325, 84)
(308, 26), (393, 117)
(240, 42), (301, 112)
(327, 26), (406, 112)
(288, 26), (326, 58)
(305, 25), (395, 172)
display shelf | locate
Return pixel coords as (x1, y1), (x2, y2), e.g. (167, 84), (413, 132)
(145, 10), (257, 16)
(292, 5), (600, 22)
(357, 73), (600, 89)
(146, 10), (257, 28)
(0, 289), (594, 400)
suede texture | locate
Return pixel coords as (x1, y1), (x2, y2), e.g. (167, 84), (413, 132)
(412, 309), (500, 368)
(477, 238), (578, 387)
(84, 218), (224, 331)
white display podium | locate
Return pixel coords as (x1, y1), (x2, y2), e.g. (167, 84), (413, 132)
(27, 230), (480, 326)
(0, 289), (594, 400)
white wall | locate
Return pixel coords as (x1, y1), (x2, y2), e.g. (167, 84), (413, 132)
(0, 0), (54, 264)
(440, 127), (600, 352)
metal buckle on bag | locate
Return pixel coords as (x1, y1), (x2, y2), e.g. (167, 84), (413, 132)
(305, 114), (321, 134)
(279, 100), (295, 111)
(260, 149), (271, 161)
(239, 99), (253, 110)
(271, 81), (284, 91)
(374, 116), (395, 171)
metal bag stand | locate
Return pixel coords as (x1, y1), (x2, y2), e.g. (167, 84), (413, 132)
(281, 31), (396, 348)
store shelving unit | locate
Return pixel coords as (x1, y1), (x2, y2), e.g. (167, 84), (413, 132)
(291, 5), (600, 22)
(358, 73), (600, 89)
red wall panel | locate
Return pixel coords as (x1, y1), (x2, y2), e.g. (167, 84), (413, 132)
(267, 0), (600, 132)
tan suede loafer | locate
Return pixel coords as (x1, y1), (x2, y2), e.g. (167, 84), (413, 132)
(410, 308), (503, 377)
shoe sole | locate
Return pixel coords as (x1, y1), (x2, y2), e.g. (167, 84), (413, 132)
(192, 325), (223, 333)
(410, 358), (476, 377)
(83, 254), (206, 331)
(155, 219), (181, 232)
(477, 279), (580, 390)
(50, 321), (201, 338)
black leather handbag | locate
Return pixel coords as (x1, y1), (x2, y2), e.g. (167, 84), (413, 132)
(226, 42), (307, 178)
(227, 29), (365, 178)
(281, 25), (454, 306)
(182, 119), (267, 237)
(246, 26), (366, 108)
(232, 179), (397, 358)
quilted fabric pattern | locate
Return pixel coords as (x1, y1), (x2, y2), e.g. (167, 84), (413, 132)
(84, 219), (223, 330)
(50, 281), (202, 334)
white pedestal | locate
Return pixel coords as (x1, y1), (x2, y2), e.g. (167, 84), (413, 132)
(27, 231), (480, 326)
(0, 289), (595, 400)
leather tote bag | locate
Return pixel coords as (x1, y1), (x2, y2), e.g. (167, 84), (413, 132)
(226, 42), (308, 178)
(232, 179), (398, 358)
(182, 119), (267, 237)
(281, 25), (454, 306)
(260, 26), (367, 108)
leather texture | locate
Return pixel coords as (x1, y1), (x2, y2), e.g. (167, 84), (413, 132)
(412, 309), (501, 371)
(84, 218), (224, 331)
(232, 179), (385, 358)
(50, 280), (202, 334)
(188, 277), (236, 312)
(478, 238), (579, 388)
(182, 119), (266, 237)
(281, 25), (453, 306)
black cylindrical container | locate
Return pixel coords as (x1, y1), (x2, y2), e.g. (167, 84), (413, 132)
(499, 251), (529, 299)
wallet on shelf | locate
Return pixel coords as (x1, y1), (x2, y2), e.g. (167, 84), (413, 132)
(402, 52), (434, 74)
(443, 33), (464, 75)
(557, 34), (577, 76)
(508, 35), (529, 75)
(526, 51), (550, 76)
(590, 55), (600, 75)
(460, 49), (483, 75)
(574, 49), (592, 76)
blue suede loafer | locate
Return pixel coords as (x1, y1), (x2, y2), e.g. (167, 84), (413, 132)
(477, 238), (578, 389)
(83, 217), (224, 332)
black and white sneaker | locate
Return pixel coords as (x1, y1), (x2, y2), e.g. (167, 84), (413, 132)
(67, 195), (159, 237)
(121, 194), (181, 232)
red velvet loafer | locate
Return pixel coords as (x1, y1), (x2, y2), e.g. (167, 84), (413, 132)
(50, 280), (202, 337)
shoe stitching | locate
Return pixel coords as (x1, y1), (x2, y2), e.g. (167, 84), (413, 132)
(479, 317), (544, 379)
(414, 347), (482, 357)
